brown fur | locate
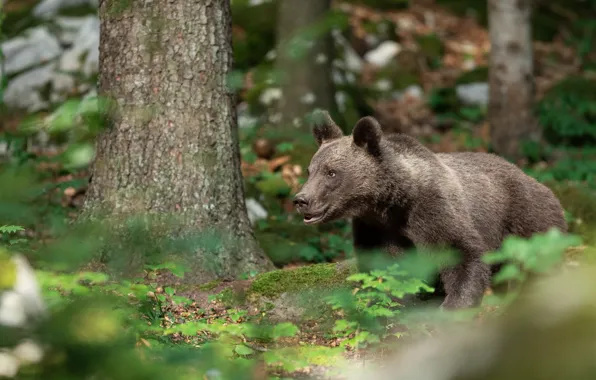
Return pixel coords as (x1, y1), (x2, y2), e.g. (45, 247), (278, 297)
(294, 111), (568, 309)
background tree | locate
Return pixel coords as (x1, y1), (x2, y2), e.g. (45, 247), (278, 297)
(82, 0), (274, 282)
(275, 0), (341, 132)
(488, 0), (540, 161)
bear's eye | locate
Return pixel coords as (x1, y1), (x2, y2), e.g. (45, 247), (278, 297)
(327, 170), (336, 178)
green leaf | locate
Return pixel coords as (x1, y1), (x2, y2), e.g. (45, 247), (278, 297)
(62, 143), (95, 170)
(0, 225), (24, 234)
(234, 344), (255, 356)
(346, 273), (373, 283)
(493, 264), (522, 284)
(271, 322), (299, 340)
(332, 319), (353, 333)
(47, 99), (82, 134)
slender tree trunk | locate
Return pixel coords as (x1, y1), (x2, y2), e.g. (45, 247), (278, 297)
(488, 0), (539, 161)
(275, 0), (341, 132)
(82, 0), (274, 282)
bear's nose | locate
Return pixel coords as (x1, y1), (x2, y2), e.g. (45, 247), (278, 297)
(293, 194), (309, 209)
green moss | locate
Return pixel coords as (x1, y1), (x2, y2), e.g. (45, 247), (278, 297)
(198, 279), (222, 291)
(249, 262), (355, 298)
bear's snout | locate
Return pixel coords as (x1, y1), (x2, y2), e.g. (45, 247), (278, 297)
(293, 193), (309, 211)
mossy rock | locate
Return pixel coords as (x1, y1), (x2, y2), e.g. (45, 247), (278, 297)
(248, 262), (356, 299)
(455, 66), (488, 85)
(245, 261), (357, 322)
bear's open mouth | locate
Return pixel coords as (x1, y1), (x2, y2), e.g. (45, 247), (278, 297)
(303, 209), (327, 225)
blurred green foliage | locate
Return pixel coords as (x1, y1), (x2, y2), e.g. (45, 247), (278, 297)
(537, 76), (596, 146)
(2, 0), (596, 378)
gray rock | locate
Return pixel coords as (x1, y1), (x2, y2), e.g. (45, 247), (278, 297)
(364, 40), (401, 67)
(391, 84), (424, 101)
(52, 72), (76, 95)
(0, 255), (47, 378)
(403, 84), (424, 99)
(33, 0), (98, 19)
(245, 198), (267, 224)
(55, 15), (95, 45)
(237, 102), (258, 129)
(267, 292), (306, 323)
(2, 27), (62, 75)
(3, 63), (55, 112)
(59, 16), (100, 76)
(455, 82), (489, 106)
(0, 142), (8, 157)
(12, 255), (47, 319)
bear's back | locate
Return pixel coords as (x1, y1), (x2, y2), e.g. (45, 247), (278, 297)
(437, 151), (567, 245)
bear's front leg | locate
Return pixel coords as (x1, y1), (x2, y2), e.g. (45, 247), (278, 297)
(353, 218), (390, 272)
(439, 240), (491, 309)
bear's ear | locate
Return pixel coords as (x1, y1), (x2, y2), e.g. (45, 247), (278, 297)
(352, 116), (383, 156)
(311, 109), (344, 146)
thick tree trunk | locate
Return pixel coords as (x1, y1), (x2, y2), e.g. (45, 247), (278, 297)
(488, 0), (540, 161)
(82, 0), (274, 282)
(275, 0), (340, 132)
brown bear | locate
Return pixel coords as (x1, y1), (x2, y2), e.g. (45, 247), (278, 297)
(293, 110), (568, 309)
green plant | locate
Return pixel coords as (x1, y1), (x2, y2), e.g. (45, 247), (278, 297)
(0, 225), (26, 246)
(483, 228), (582, 308)
(325, 263), (433, 350)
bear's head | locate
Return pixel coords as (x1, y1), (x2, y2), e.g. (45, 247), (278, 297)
(293, 110), (389, 225)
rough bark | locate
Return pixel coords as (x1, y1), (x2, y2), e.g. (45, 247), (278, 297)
(275, 0), (340, 132)
(488, 0), (540, 161)
(82, 0), (274, 282)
